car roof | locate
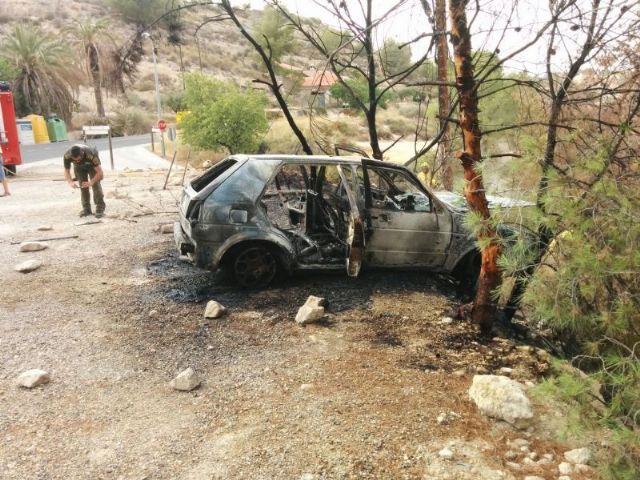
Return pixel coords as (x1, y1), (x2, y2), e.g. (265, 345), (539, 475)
(232, 154), (390, 167)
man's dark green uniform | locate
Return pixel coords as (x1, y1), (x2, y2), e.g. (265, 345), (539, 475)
(63, 144), (106, 216)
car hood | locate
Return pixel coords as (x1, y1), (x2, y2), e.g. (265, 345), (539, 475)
(434, 191), (534, 212)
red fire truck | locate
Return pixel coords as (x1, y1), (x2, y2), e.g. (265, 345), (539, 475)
(0, 81), (22, 174)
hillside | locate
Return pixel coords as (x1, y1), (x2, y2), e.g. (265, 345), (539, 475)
(0, 0), (324, 126)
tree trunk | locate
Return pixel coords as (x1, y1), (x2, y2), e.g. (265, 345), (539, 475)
(365, 0), (383, 160)
(435, 0), (453, 190)
(89, 45), (105, 117)
(449, 0), (501, 333)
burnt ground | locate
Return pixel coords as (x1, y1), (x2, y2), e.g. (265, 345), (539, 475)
(0, 166), (591, 479)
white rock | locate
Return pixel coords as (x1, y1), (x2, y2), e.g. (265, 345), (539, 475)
(575, 463), (592, 472)
(438, 447), (454, 459)
(160, 223), (173, 234)
(558, 461), (573, 474)
(509, 438), (530, 448)
(436, 411), (461, 425)
(17, 369), (50, 388)
(14, 259), (42, 273)
(504, 451), (518, 460)
(468, 375), (533, 428)
(37, 225), (53, 231)
(440, 316), (454, 324)
(499, 367), (513, 375)
(295, 296), (326, 325)
(523, 476), (545, 480)
(300, 383), (313, 391)
(204, 300), (227, 319)
(169, 368), (200, 391)
(558, 476), (571, 480)
(564, 447), (592, 465)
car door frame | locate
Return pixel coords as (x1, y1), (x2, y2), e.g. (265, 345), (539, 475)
(359, 159), (453, 269)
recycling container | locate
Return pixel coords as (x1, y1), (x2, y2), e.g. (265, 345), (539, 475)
(16, 119), (35, 145)
(25, 114), (50, 143)
(46, 115), (68, 142)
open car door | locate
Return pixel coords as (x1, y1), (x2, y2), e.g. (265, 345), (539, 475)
(359, 159), (452, 268)
(337, 165), (365, 277)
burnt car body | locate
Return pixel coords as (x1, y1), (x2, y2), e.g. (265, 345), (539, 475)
(174, 155), (526, 288)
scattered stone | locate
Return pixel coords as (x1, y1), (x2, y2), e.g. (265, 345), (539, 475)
(169, 368), (200, 391)
(204, 300), (227, 319)
(148, 310), (158, 318)
(509, 438), (530, 448)
(436, 411), (461, 425)
(527, 452), (538, 461)
(295, 296), (326, 325)
(504, 451), (518, 461)
(564, 447), (592, 465)
(300, 383), (313, 392)
(498, 367), (513, 375)
(17, 369), (50, 388)
(19, 241), (49, 252)
(504, 461), (521, 470)
(14, 259), (43, 273)
(558, 476), (571, 480)
(36, 225), (53, 231)
(516, 345), (534, 353)
(523, 476), (545, 480)
(438, 447), (454, 459)
(440, 316), (453, 325)
(452, 369), (466, 377)
(159, 224), (173, 234)
(558, 461), (573, 474)
(574, 463), (593, 474)
(468, 375), (534, 428)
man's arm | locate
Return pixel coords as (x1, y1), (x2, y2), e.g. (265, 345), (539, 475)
(64, 168), (78, 189)
(81, 165), (103, 188)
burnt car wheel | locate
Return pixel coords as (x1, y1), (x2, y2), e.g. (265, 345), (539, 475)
(232, 246), (278, 288)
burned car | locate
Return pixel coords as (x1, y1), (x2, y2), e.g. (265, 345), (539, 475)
(174, 155), (527, 288)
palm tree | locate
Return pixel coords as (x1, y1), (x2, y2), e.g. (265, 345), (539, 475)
(1, 25), (80, 122)
(68, 18), (110, 117)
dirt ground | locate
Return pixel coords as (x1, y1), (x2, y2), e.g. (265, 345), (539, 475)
(0, 163), (589, 479)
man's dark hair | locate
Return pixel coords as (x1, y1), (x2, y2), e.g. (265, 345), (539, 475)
(70, 146), (82, 157)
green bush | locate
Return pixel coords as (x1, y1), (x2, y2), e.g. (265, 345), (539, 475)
(181, 73), (268, 154)
(330, 76), (394, 109)
(111, 107), (154, 136)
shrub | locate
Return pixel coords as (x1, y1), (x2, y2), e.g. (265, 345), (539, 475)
(181, 73), (268, 154)
(110, 107), (154, 136)
(329, 75), (394, 109)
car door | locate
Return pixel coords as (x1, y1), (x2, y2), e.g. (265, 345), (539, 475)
(359, 160), (452, 269)
(337, 164), (365, 277)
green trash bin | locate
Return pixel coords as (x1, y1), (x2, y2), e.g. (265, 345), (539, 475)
(46, 115), (68, 142)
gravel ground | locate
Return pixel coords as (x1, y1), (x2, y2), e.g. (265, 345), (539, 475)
(0, 164), (591, 479)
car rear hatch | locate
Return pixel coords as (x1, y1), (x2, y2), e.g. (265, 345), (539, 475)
(179, 157), (245, 235)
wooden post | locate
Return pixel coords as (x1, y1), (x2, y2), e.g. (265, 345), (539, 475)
(108, 127), (114, 170)
(163, 150), (177, 190)
(151, 130), (155, 153)
(180, 149), (191, 186)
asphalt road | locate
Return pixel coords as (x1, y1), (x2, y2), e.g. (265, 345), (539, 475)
(20, 134), (151, 163)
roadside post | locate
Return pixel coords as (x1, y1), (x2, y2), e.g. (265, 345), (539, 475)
(82, 125), (113, 170)
(157, 119), (167, 158)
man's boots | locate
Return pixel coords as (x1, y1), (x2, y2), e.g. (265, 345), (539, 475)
(79, 209), (92, 217)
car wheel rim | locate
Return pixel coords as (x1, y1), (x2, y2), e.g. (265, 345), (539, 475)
(234, 247), (277, 288)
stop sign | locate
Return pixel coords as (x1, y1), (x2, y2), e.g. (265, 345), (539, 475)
(157, 119), (167, 131)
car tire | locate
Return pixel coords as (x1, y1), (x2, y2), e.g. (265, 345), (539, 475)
(453, 252), (481, 300)
(231, 245), (278, 289)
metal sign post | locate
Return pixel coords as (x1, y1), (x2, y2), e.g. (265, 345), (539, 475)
(82, 125), (113, 170)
